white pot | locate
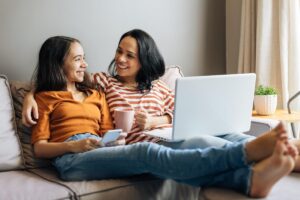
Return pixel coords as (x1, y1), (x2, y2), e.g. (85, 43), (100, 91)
(254, 95), (277, 115)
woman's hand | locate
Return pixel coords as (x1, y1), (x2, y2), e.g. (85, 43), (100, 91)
(105, 132), (127, 147)
(135, 110), (172, 131)
(22, 91), (39, 127)
(135, 110), (154, 130)
(69, 138), (100, 153)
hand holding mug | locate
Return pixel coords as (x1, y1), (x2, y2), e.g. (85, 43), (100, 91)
(135, 110), (154, 130)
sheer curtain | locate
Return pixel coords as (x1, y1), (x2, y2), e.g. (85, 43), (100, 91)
(238, 0), (300, 136)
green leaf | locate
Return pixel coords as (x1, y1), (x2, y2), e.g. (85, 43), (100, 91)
(255, 85), (277, 95)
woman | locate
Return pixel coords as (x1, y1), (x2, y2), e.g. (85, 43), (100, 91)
(93, 29), (255, 146)
(29, 35), (297, 198)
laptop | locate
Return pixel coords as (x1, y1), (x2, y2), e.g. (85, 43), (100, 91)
(145, 73), (256, 141)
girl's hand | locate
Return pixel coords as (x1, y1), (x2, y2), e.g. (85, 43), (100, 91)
(69, 138), (100, 153)
(22, 92), (39, 127)
(105, 132), (127, 147)
(135, 110), (154, 130)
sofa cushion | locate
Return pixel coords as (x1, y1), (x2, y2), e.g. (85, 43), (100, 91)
(9, 81), (51, 168)
(0, 75), (23, 171)
(0, 170), (72, 200)
(30, 167), (200, 200)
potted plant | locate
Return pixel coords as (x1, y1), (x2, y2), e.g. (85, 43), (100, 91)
(254, 85), (278, 115)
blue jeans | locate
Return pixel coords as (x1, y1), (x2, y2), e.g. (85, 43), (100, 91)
(53, 133), (253, 194)
(160, 132), (255, 150)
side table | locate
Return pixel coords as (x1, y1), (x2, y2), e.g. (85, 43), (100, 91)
(252, 109), (300, 138)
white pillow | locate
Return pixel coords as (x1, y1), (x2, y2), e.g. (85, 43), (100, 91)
(0, 75), (24, 171)
(160, 65), (184, 92)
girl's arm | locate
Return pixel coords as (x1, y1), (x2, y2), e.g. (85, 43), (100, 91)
(34, 138), (100, 159)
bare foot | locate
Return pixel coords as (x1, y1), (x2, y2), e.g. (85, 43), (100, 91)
(245, 122), (288, 163)
(249, 140), (296, 198)
(291, 140), (300, 172)
(293, 158), (300, 172)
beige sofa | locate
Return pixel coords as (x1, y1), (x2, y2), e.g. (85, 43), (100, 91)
(1, 67), (300, 200)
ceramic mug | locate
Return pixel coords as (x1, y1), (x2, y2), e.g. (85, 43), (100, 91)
(114, 108), (135, 132)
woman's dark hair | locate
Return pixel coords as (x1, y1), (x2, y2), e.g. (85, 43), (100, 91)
(108, 29), (165, 92)
(33, 36), (93, 93)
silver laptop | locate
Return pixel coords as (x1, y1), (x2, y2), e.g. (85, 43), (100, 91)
(145, 73), (256, 141)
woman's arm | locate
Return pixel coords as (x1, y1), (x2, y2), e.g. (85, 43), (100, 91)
(22, 90), (39, 127)
(34, 138), (100, 158)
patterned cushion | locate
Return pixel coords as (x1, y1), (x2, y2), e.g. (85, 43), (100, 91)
(0, 75), (24, 171)
(9, 81), (51, 168)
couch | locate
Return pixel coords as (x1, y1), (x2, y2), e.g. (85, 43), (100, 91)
(1, 66), (299, 200)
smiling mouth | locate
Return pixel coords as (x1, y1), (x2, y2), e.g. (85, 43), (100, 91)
(77, 71), (85, 75)
(116, 63), (129, 69)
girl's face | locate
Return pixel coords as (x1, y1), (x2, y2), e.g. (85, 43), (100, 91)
(114, 36), (141, 83)
(63, 42), (88, 83)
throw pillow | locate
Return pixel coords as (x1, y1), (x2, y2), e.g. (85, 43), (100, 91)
(0, 75), (24, 171)
(160, 65), (184, 92)
(9, 80), (51, 169)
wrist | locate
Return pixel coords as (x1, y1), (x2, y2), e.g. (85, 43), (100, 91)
(66, 141), (76, 153)
(150, 116), (158, 128)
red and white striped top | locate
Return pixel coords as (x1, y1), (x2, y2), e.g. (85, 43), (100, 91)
(93, 72), (174, 144)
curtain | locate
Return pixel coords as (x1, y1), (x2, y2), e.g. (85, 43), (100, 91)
(238, 0), (300, 136)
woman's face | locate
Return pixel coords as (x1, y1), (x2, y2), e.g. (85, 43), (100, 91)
(63, 42), (88, 83)
(114, 36), (141, 82)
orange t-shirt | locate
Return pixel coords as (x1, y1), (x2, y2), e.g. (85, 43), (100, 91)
(31, 89), (114, 144)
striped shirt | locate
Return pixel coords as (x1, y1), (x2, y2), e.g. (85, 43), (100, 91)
(93, 72), (174, 144)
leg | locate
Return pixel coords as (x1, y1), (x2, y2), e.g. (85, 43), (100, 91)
(53, 141), (248, 182)
(218, 132), (255, 143)
(162, 122), (288, 163)
(160, 132), (254, 150)
(159, 135), (232, 150)
(193, 134), (298, 197)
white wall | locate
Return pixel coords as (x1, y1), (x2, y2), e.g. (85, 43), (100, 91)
(0, 0), (225, 81)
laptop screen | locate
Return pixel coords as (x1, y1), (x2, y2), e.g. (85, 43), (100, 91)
(172, 73), (256, 140)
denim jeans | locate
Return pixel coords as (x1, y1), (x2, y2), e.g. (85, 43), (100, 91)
(160, 132), (255, 150)
(53, 133), (252, 194)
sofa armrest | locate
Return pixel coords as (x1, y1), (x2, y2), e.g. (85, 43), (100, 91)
(244, 117), (279, 137)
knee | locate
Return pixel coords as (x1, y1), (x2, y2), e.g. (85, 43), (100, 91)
(132, 142), (162, 158)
